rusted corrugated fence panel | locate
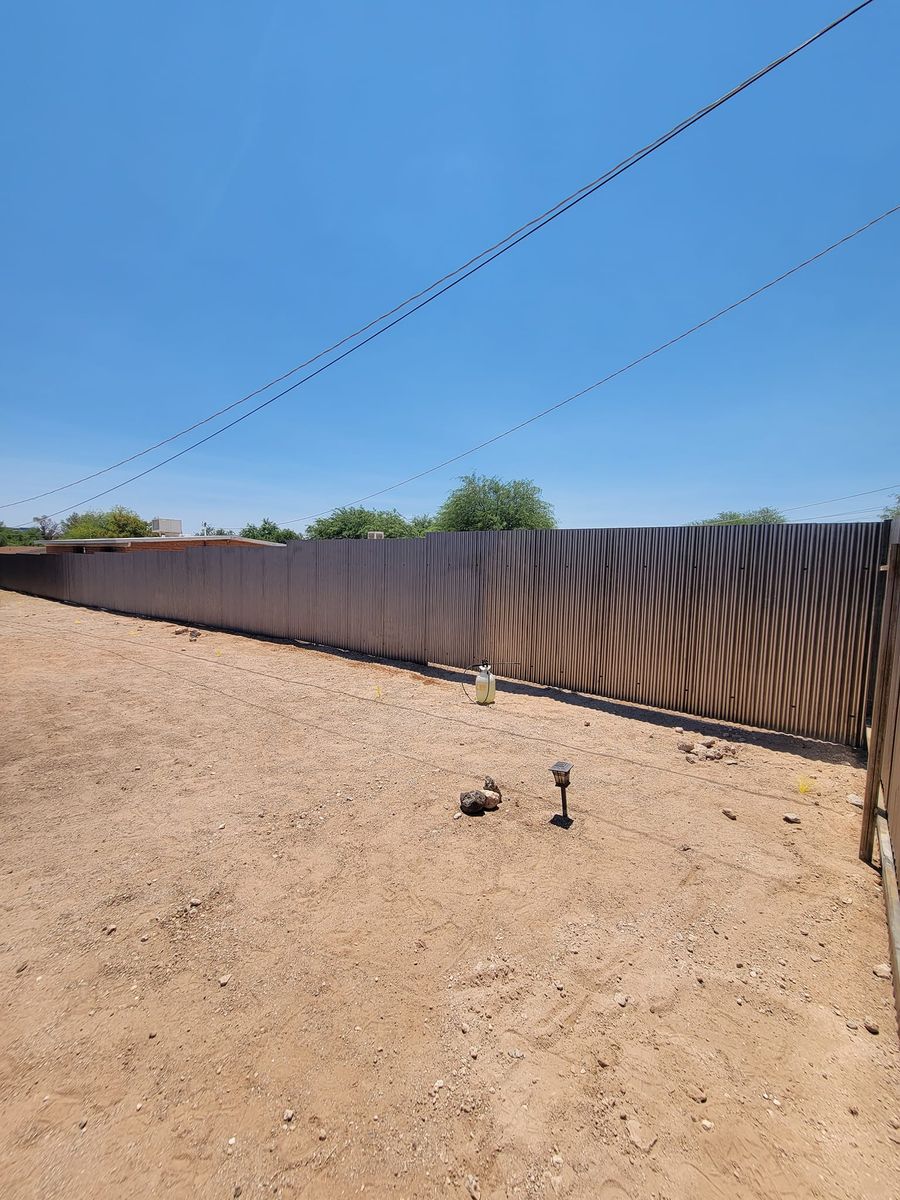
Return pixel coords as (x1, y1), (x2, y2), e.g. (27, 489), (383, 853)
(0, 521), (886, 745)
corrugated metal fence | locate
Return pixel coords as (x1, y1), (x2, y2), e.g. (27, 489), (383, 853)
(860, 521), (900, 1032)
(0, 522), (887, 745)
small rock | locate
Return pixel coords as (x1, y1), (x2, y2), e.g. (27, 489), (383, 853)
(234, 1188), (243, 1199)
(783, 813), (801, 825)
(687, 1086), (707, 1104)
(873, 963), (891, 980)
(701, 1119), (714, 1132)
(685, 754), (698, 765)
(864, 1019), (879, 1035)
(847, 794), (864, 809)
(78, 1118), (87, 1130)
(459, 791), (486, 816)
(554, 981), (564, 991)
(219, 975), (231, 987)
(722, 808), (738, 821)
(189, 897), (201, 908)
(551, 1153), (563, 1168)
(218, 822), (225, 830)
(465, 1175), (481, 1200)
(15, 963), (27, 974)
(481, 789), (501, 812)
(318, 1129), (327, 1140)
(453, 812), (462, 820)
(698, 737), (716, 749)
(283, 1108), (294, 1123)
(228, 1136), (236, 1146)
(470, 1047), (478, 1059)
(148, 1031), (157, 1039)
(483, 776), (502, 800)
(104, 924), (117, 935)
(677, 740), (696, 753)
(847, 1021), (859, 1030)
(625, 1117), (657, 1152)
(584, 721), (590, 727)
(140, 934), (149, 943)
(614, 992), (628, 1008)
(675, 726), (684, 734)
(849, 1105), (859, 1116)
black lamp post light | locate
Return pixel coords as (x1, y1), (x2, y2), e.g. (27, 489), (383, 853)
(549, 760), (574, 829)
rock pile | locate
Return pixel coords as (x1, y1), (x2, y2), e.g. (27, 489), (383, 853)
(459, 777), (503, 816)
(677, 734), (738, 765)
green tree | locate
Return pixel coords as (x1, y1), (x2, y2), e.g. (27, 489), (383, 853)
(239, 518), (300, 542)
(0, 523), (41, 546)
(880, 494), (900, 519)
(61, 506), (153, 538)
(432, 474), (556, 532)
(406, 513), (435, 538)
(691, 507), (785, 526)
(305, 506), (429, 539)
(195, 521), (236, 536)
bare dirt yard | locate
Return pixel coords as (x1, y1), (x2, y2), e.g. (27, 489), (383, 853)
(1, 588), (899, 1199)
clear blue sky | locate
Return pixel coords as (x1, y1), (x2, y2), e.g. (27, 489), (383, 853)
(1, 1), (898, 533)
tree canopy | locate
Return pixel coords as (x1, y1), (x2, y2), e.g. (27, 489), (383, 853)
(0, 522), (41, 547)
(305, 507), (431, 539)
(61, 506), (153, 538)
(690, 507), (785, 526)
(431, 474), (556, 532)
(239, 518), (300, 542)
(881, 494), (900, 520)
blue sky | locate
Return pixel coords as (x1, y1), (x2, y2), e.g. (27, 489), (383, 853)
(1, 1), (898, 533)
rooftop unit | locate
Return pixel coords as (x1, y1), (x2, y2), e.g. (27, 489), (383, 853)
(151, 517), (183, 538)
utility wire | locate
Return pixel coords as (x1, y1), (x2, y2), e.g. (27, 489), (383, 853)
(688, 478), (899, 527)
(280, 203), (900, 528)
(782, 482), (900, 512)
(794, 505), (890, 522)
(1, 0), (878, 514)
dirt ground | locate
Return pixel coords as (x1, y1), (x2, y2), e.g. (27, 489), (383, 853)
(1, 588), (899, 1200)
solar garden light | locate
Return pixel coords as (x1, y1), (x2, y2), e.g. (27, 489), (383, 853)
(549, 760), (574, 829)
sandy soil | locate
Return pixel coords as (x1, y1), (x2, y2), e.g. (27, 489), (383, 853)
(1, 587), (899, 1200)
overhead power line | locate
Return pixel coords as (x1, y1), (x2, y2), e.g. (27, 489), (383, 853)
(1, 0), (878, 515)
(795, 505), (892, 522)
(782, 482), (900, 512)
(279, 203), (900, 528)
(688, 480), (899, 527)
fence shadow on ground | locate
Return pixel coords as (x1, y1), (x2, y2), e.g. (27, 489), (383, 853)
(297, 639), (861, 769)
